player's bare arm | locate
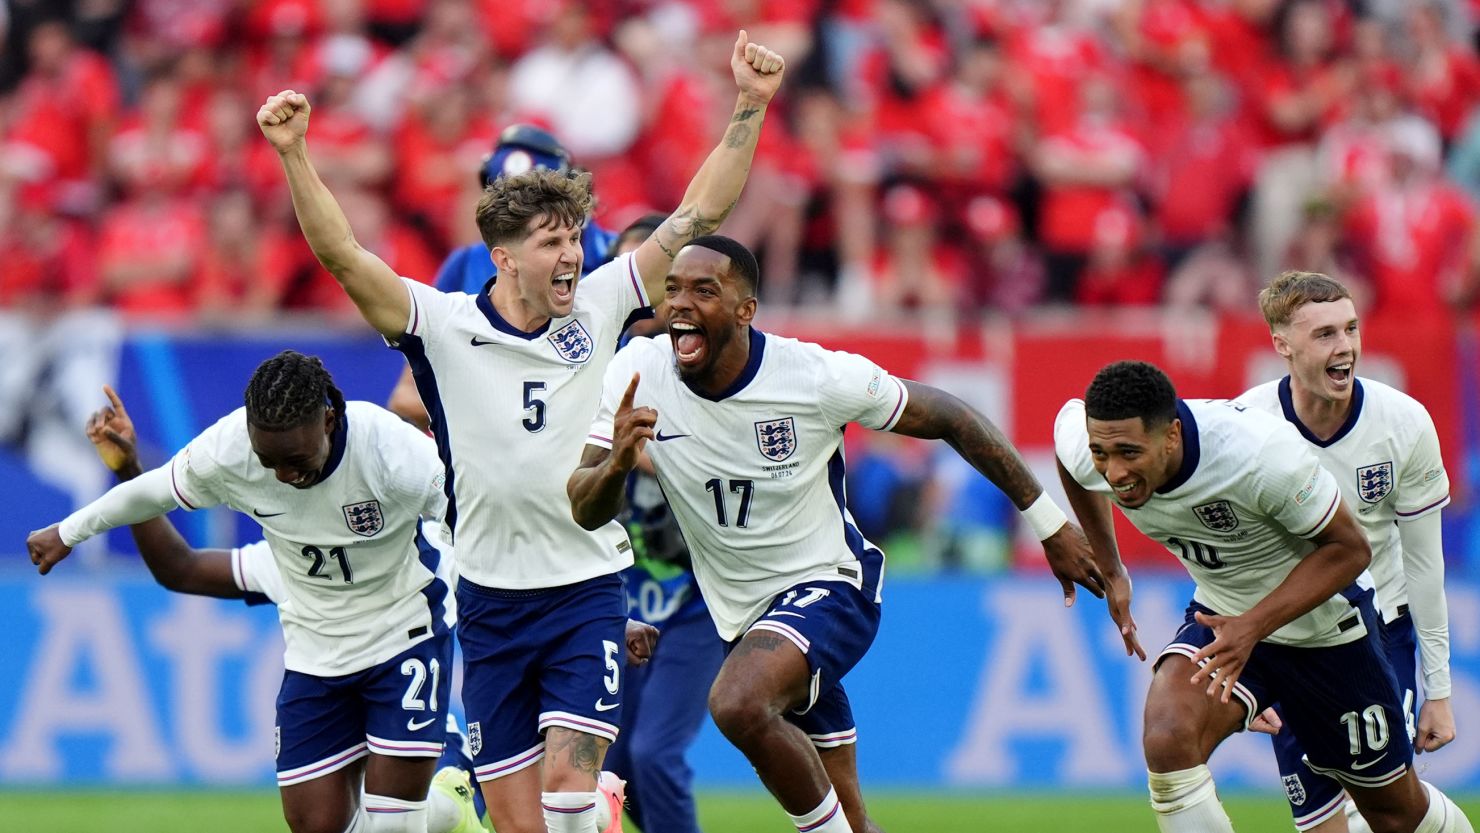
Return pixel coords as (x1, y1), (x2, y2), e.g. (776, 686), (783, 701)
(1056, 458), (1144, 659)
(1190, 502), (1372, 701)
(387, 365), (431, 432)
(568, 373), (657, 530)
(86, 387), (240, 598)
(635, 30), (785, 299)
(258, 90), (409, 339)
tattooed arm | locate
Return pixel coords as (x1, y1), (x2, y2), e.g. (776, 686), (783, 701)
(891, 382), (1129, 628)
(633, 31), (785, 299)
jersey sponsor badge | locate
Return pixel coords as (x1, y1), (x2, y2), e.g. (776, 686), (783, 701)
(467, 721), (482, 756)
(1192, 500), (1239, 532)
(547, 319), (594, 363)
(343, 500), (385, 537)
(1357, 462), (1394, 503)
(755, 417), (798, 462)
(1282, 774), (1306, 806)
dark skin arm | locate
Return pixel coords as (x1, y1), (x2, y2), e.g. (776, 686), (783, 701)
(1056, 457), (1144, 659)
(86, 386), (242, 599)
(890, 380), (1119, 608)
(1190, 501), (1371, 702)
(569, 373), (656, 530)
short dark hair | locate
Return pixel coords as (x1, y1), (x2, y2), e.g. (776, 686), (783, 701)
(685, 235), (759, 296)
(244, 350), (345, 431)
(615, 212), (666, 252)
(1084, 361), (1178, 429)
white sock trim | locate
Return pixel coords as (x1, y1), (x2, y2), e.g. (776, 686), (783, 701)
(788, 787), (844, 832)
(1147, 765), (1234, 833)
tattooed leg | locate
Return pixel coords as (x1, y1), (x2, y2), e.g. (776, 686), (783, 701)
(707, 630), (835, 816)
(543, 727), (609, 792)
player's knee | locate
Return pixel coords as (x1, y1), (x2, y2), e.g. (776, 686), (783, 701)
(1142, 714), (1208, 771)
(283, 802), (354, 833)
(708, 685), (777, 743)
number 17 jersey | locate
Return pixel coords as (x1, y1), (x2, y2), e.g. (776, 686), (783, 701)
(586, 330), (910, 641)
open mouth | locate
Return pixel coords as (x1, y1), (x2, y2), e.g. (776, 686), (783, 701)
(1326, 362), (1352, 385)
(552, 272), (575, 303)
(670, 320), (707, 367)
(1111, 480), (1142, 505)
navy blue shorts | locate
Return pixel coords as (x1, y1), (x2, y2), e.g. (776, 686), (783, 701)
(728, 580), (881, 748)
(275, 632), (452, 787)
(1268, 611), (1420, 828)
(456, 574), (628, 782)
(1157, 594), (1412, 807)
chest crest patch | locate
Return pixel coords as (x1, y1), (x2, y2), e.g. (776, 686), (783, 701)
(343, 500), (385, 537)
(1192, 500), (1239, 532)
(1357, 462), (1394, 504)
(755, 417), (798, 462)
(547, 320), (594, 363)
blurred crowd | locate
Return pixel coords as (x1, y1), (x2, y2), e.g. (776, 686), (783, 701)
(2, 0), (1480, 325)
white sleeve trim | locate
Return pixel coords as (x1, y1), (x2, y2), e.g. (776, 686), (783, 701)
(879, 381), (910, 431)
(1397, 511), (1452, 699)
(58, 466), (178, 547)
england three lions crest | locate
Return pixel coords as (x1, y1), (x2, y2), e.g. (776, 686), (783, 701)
(343, 500), (385, 537)
(547, 320), (593, 363)
(755, 417), (797, 462)
(1357, 462), (1394, 503)
(1283, 774), (1306, 806)
(1192, 500), (1239, 532)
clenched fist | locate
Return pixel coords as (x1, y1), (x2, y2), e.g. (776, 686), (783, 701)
(731, 30), (785, 104)
(257, 90), (312, 154)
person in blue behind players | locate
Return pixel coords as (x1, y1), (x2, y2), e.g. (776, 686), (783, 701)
(259, 30), (788, 833)
(569, 236), (1107, 833)
(388, 124), (617, 432)
(598, 214), (724, 833)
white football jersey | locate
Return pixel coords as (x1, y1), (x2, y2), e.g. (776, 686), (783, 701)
(1055, 398), (1371, 648)
(395, 253), (648, 588)
(586, 331), (909, 640)
(170, 402), (451, 676)
(233, 529), (458, 619)
(1237, 377), (1450, 622)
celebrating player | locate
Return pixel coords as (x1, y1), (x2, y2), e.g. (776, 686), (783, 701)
(567, 236), (1105, 833)
(26, 352), (463, 833)
(1237, 272), (1457, 832)
(259, 30), (787, 833)
(388, 124), (617, 432)
(1054, 360), (1473, 833)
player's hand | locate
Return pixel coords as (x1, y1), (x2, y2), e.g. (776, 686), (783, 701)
(1249, 708), (1283, 735)
(86, 385), (140, 476)
(1041, 522), (1108, 604)
(731, 30), (785, 104)
(1415, 697), (1456, 753)
(26, 524), (73, 576)
(257, 90), (311, 153)
(625, 619), (660, 665)
(611, 374), (658, 474)
(1105, 569), (1145, 661)
(1188, 610), (1261, 703)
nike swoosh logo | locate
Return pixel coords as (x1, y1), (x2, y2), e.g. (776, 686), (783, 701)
(253, 509), (286, 518)
(1350, 758), (1384, 771)
(594, 699), (620, 712)
(655, 430), (690, 441)
(406, 716), (438, 731)
(470, 336), (498, 347)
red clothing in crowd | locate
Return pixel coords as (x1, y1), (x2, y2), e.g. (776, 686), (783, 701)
(1038, 123), (1144, 254)
(1346, 182), (1476, 316)
(1007, 23), (1108, 136)
(1128, 0), (1208, 127)
(1151, 115), (1256, 245)
(97, 197), (208, 316)
(921, 81), (1017, 195)
(3, 47), (118, 201)
(1408, 46), (1480, 141)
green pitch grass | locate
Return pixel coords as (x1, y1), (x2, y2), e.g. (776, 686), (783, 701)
(2, 790), (1477, 832)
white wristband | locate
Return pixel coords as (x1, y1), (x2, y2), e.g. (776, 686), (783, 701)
(1021, 493), (1068, 541)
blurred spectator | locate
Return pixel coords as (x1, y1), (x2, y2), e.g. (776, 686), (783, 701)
(1345, 116), (1480, 317)
(1404, 2), (1480, 144)
(1030, 73), (1145, 303)
(1, 20), (118, 215)
(107, 73), (210, 197)
(291, 188), (439, 313)
(871, 184), (964, 327)
(194, 189), (303, 322)
(1249, 0), (1353, 279)
(963, 195), (1045, 314)
(96, 185), (207, 319)
(1077, 206), (1164, 307)
(392, 78), (498, 250)
(508, 1), (640, 159)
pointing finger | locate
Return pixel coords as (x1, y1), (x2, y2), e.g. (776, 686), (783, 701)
(619, 373), (640, 411)
(103, 384), (127, 417)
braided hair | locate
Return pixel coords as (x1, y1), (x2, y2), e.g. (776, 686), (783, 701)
(244, 350), (346, 431)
